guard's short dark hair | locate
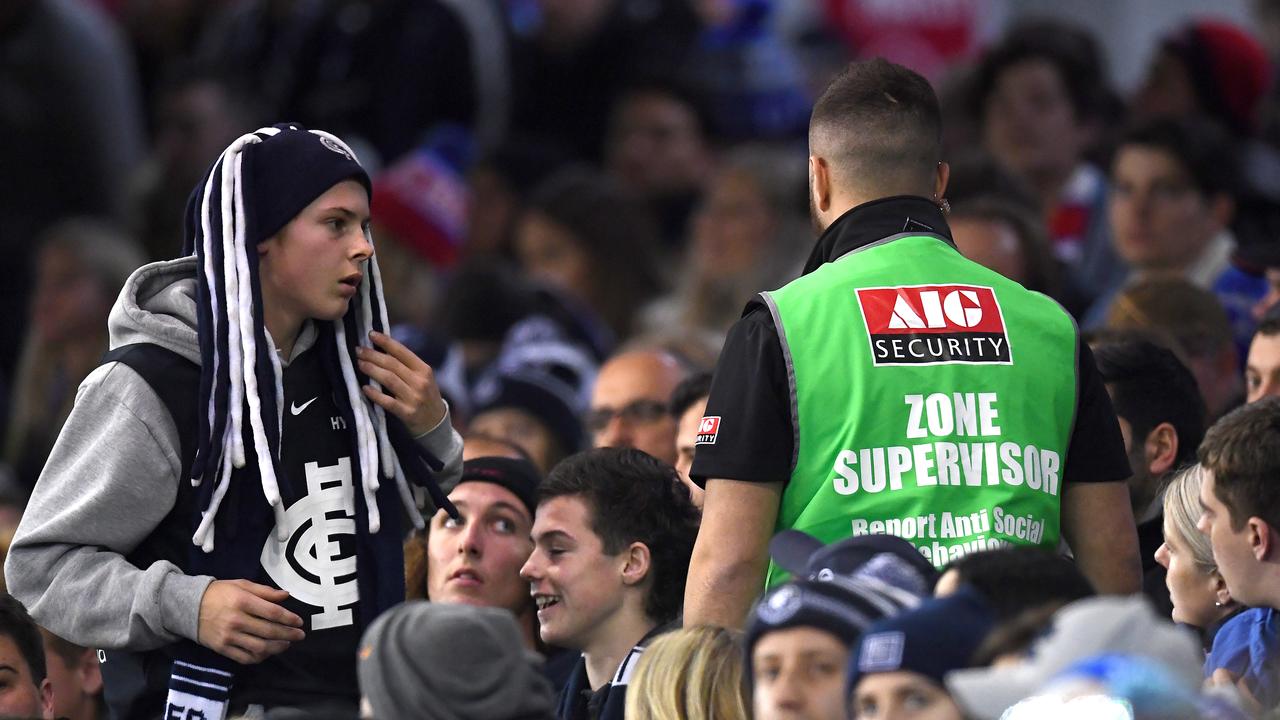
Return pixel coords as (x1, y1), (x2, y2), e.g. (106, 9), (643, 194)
(1094, 338), (1206, 469)
(942, 547), (1094, 621)
(1116, 116), (1240, 200)
(809, 58), (942, 192)
(539, 448), (700, 624)
(972, 19), (1111, 124)
(1199, 397), (1280, 531)
(669, 371), (713, 419)
(0, 593), (46, 686)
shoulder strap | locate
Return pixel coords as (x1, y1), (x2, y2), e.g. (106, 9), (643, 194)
(95, 344), (201, 720)
(101, 343), (200, 478)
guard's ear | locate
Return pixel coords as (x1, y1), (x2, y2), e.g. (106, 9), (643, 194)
(934, 161), (950, 202)
(810, 155), (833, 215)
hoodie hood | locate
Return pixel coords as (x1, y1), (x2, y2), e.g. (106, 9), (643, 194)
(108, 257), (201, 364)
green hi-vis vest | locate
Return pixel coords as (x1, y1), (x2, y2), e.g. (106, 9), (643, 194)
(761, 233), (1078, 586)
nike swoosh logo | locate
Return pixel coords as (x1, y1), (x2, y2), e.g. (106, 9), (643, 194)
(290, 397), (318, 415)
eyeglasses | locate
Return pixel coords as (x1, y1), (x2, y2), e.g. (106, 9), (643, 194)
(585, 399), (669, 434)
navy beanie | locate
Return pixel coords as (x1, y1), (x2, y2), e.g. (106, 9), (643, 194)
(243, 124), (374, 247)
(745, 577), (921, 662)
(182, 124), (373, 256)
(847, 586), (995, 694)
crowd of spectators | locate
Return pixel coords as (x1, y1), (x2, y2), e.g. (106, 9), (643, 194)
(4, 0), (1280, 718)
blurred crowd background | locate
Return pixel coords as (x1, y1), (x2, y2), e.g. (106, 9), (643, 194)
(9, 0), (1280, 503)
(6, 0), (1280, 718)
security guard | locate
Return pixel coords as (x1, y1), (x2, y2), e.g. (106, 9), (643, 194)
(683, 59), (1141, 629)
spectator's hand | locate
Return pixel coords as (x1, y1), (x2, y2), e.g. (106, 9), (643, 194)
(197, 580), (305, 664)
(1208, 668), (1262, 715)
(356, 330), (447, 436)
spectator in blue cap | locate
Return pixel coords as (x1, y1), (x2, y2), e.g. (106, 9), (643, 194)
(847, 588), (994, 720)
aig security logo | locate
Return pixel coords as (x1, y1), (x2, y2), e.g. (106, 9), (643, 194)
(856, 285), (1012, 366)
(695, 416), (721, 445)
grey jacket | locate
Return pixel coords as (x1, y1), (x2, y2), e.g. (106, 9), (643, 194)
(5, 257), (463, 651)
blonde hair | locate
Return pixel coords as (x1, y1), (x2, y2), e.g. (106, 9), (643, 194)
(625, 626), (749, 720)
(1163, 464), (1217, 572)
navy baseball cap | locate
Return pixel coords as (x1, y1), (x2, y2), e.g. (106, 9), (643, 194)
(770, 530), (939, 595)
(745, 576), (922, 664)
(847, 587), (995, 694)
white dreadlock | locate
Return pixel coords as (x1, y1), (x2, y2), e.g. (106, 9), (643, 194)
(191, 126), (425, 552)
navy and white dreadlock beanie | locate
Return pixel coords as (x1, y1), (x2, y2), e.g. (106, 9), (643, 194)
(167, 124), (456, 720)
(182, 122), (454, 553)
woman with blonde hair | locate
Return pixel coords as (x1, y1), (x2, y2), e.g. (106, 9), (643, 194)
(1154, 463), (1239, 645)
(625, 625), (749, 720)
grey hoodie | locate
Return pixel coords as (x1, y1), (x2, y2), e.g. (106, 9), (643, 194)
(5, 257), (463, 651)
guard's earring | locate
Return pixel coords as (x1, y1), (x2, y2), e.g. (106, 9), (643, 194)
(937, 197), (951, 214)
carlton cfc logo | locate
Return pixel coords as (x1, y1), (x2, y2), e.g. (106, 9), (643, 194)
(856, 285), (1012, 366)
(261, 458), (359, 631)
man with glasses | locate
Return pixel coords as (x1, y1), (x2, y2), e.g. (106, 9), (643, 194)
(587, 349), (687, 466)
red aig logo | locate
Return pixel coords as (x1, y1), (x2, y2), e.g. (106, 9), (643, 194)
(696, 416), (721, 445)
(856, 285), (1012, 366)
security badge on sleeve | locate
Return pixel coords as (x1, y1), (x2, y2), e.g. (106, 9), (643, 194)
(695, 416), (721, 445)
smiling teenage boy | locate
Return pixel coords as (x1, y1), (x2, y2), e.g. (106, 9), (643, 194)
(521, 448), (699, 720)
(6, 125), (463, 719)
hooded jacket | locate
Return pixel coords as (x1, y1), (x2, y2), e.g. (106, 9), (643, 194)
(5, 255), (463, 664)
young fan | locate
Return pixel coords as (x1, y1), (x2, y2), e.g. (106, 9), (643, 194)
(521, 448), (700, 720)
(5, 124), (463, 719)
